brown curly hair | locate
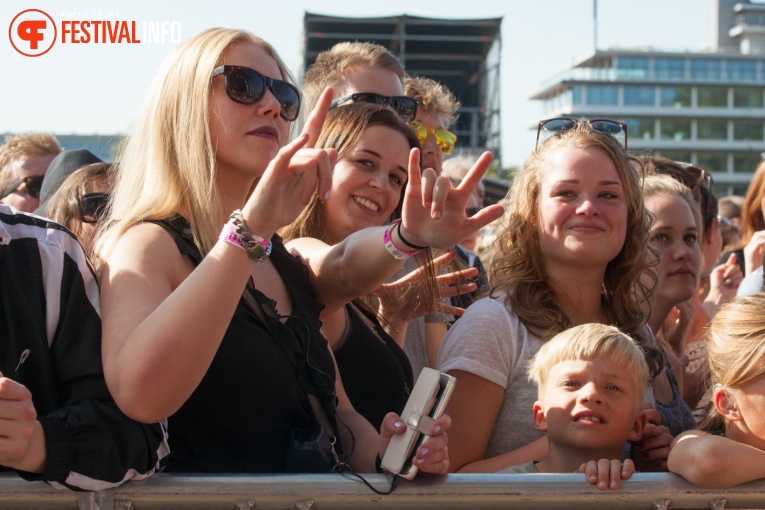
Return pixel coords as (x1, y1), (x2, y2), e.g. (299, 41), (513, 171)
(489, 122), (662, 379)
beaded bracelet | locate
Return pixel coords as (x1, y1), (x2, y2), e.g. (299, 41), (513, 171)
(219, 210), (272, 262)
(383, 219), (421, 259)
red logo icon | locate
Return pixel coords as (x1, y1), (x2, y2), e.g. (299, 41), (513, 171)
(9, 9), (56, 57)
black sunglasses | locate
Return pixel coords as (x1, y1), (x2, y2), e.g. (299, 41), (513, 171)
(536, 117), (628, 150)
(330, 93), (419, 123)
(81, 192), (109, 223)
(0, 175), (44, 200)
(466, 207), (482, 218)
(211, 65), (301, 121)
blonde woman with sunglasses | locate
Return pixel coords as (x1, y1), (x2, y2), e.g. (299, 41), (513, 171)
(94, 28), (499, 474)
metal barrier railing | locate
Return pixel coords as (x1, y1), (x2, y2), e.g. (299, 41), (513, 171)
(2, 473), (765, 510)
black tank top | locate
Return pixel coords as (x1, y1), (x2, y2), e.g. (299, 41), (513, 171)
(334, 303), (412, 430)
(152, 216), (338, 473)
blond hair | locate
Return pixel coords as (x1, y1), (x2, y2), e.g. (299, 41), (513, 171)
(699, 294), (765, 431)
(642, 174), (703, 238)
(95, 28), (295, 264)
(0, 132), (62, 188)
(529, 323), (649, 414)
(302, 41), (404, 113)
(489, 123), (660, 377)
(404, 76), (460, 129)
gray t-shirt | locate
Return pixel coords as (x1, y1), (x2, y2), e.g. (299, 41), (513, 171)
(495, 461), (538, 474)
(437, 292), (546, 458)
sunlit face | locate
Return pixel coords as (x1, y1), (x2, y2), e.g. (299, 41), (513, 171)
(537, 146), (628, 272)
(534, 354), (644, 455)
(415, 108), (445, 175)
(646, 194), (701, 310)
(323, 125), (410, 244)
(0, 154), (55, 213)
(726, 372), (765, 451)
(208, 42), (290, 181)
(332, 65), (404, 100)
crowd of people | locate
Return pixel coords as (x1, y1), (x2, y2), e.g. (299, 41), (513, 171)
(2, 26), (765, 493)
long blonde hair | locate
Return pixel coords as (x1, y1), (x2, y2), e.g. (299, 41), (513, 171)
(490, 123), (661, 377)
(95, 28), (295, 264)
(700, 293), (765, 432)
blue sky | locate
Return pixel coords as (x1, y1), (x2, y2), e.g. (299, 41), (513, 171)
(1, 0), (712, 167)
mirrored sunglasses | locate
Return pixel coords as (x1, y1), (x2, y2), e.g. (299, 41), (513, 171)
(81, 192), (109, 223)
(536, 117), (628, 150)
(410, 121), (457, 155)
(211, 65), (301, 121)
(0, 175), (44, 200)
(330, 92), (419, 123)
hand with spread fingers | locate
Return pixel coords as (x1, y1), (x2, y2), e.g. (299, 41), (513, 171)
(376, 252), (478, 323)
(242, 86), (337, 238)
(398, 150), (504, 251)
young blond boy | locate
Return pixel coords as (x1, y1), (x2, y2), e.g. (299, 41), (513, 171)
(497, 323), (648, 490)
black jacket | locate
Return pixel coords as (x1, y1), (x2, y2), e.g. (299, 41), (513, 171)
(0, 206), (168, 490)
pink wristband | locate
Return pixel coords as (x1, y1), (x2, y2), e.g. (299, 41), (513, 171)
(219, 222), (272, 261)
(383, 219), (421, 259)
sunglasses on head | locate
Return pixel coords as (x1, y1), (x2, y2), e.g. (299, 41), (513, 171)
(330, 93), (419, 123)
(0, 175), (44, 200)
(410, 121), (457, 155)
(80, 192), (109, 223)
(677, 162), (713, 191)
(536, 117), (628, 150)
(211, 65), (301, 121)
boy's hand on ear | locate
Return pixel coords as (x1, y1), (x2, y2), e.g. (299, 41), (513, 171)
(632, 404), (673, 471)
(578, 458), (635, 490)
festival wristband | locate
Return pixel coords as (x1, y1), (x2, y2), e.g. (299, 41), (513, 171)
(220, 211), (272, 262)
(396, 220), (428, 250)
(383, 219), (421, 259)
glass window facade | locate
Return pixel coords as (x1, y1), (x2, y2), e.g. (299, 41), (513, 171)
(697, 87), (728, 107)
(617, 57), (649, 78)
(572, 85), (582, 105)
(697, 120), (728, 140)
(727, 60), (757, 81)
(733, 88), (764, 108)
(659, 150), (692, 163)
(660, 119), (691, 141)
(586, 85), (618, 105)
(623, 86), (654, 106)
(734, 120), (764, 141)
(660, 87), (691, 107)
(733, 152), (762, 173)
(691, 59), (722, 80)
(696, 152), (728, 172)
(623, 118), (654, 140)
(654, 58), (685, 79)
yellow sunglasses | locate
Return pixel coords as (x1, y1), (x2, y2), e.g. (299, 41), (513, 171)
(410, 121), (457, 155)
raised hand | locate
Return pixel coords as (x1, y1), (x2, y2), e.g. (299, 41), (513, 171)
(242, 87), (337, 237)
(398, 150), (504, 250)
(705, 253), (743, 314)
(743, 230), (765, 275)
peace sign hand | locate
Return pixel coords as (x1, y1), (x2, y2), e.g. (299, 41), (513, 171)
(242, 87), (337, 238)
(398, 150), (504, 250)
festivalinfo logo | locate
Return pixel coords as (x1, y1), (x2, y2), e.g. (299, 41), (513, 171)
(9, 8), (182, 57)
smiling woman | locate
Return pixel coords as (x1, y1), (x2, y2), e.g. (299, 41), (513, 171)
(91, 28), (495, 475)
(280, 103), (433, 430)
(437, 119), (667, 474)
